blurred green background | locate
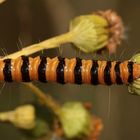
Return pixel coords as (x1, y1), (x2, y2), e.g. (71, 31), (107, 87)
(0, 0), (140, 140)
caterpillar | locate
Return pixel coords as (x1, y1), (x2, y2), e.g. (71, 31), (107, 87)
(0, 56), (139, 85)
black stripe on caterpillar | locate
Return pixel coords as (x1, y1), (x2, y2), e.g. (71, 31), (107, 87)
(0, 56), (139, 85)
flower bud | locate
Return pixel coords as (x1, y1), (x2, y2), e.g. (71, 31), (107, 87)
(13, 105), (35, 129)
(70, 10), (124, 54)
(0, 105), (35, 129)
(59, 102), (91, 138)
(26, 119), (49, 138)
(128, 53), (140, 95)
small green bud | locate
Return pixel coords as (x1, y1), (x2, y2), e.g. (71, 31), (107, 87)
(59, 102), (91, 138)
(29, 119), (49, 138)
(128, 53), (140, 95)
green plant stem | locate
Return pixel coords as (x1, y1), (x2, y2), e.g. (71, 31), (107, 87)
(3, 32), (74, 59)
(25, 83), (60, 115)
(0, 111), (14, 121)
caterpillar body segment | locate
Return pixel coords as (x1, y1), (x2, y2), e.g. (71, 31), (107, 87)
(0, 56), (140, 85)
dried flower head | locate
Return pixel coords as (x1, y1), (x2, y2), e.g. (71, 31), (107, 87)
(95, 10), (124, 53)
(128, 53), (140, 95)
(87, 117), (103, 140)
(70, 10), (124, 54)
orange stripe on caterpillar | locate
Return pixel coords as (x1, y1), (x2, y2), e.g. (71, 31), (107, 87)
(1, 56), (140, 85)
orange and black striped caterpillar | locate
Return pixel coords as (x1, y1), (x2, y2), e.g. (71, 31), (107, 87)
(0, 56), (140, 85)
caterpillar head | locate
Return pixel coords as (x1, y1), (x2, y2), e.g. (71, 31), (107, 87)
(70, 10), (124, 54)
(128, 53), (140, 95)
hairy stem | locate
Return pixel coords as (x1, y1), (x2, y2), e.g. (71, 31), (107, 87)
(3, 32), (73, 59)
